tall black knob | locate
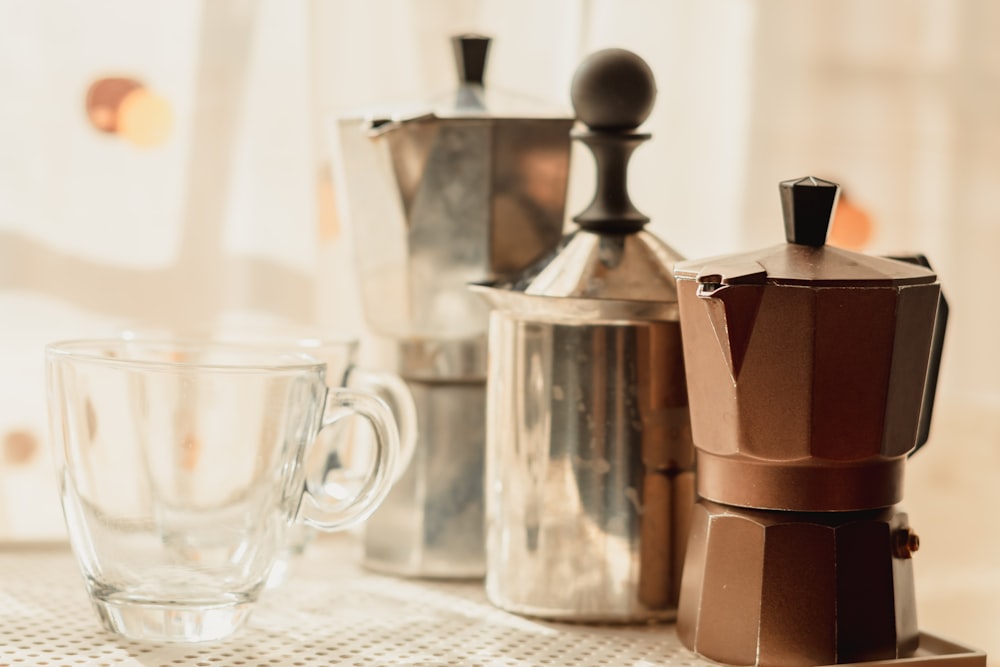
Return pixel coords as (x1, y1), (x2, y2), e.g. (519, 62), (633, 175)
(571, 48), (656, 130)
(453, 34), (490, 86)
(779, 176), (840, 247)
(570, 49), (657, 234)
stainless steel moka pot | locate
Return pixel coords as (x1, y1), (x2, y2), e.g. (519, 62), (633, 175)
(473, 49), (694, 621)
(332, 35), (574, 577)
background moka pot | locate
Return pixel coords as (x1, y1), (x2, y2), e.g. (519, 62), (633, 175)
(334, 34), (573, 345)
(472, 49), (694, 622)
(332, 35), (573, 578)
(674, 177), (948, 666)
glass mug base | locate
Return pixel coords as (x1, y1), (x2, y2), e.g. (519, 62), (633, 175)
(91, 591), (255, 643)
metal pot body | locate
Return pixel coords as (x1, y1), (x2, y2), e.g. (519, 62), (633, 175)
(362, 375), (486, 578)
(335, 112), (571, 578)
(359, 335), (488, 578)
(484, 309), (694, 621)
(334, 116), (572, 341)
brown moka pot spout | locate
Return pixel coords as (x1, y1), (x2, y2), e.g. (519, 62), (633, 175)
(695, 278), (763, 380)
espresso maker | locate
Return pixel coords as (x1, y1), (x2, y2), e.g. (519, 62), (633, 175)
(674, 177), (947, 666)
(473, 48), (694, 622)
(332, 35), (573, 577)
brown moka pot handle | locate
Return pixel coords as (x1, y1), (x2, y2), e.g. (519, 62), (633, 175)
(890, 254), (948, 455)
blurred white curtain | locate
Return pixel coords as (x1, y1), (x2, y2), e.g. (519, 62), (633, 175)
(738, 0), (1000, 407)
(0, 0), (996, 540)
(0, 0), (756, 538)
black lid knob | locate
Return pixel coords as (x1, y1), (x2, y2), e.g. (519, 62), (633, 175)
(779, 176), (840, 247)
(571, 48), (656, 131)
(452, 34), (490, 85)
(570, 49), (656, 234)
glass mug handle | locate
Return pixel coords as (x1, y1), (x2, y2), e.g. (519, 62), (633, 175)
(298, 388), (400, 531)
(345, 367), (418, 481)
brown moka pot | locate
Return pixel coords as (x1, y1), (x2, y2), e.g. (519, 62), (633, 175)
(674, 177), (947, 666)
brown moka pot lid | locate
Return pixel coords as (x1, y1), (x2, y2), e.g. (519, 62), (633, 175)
(675, 176), (937, 287)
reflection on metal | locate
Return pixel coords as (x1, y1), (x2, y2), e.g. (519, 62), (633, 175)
(362, 379), (486, 578)
(484, 317), (693, 620)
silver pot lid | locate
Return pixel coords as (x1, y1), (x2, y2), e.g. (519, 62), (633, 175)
(473, 48), (683, 321)
(494, 230), (682, 302)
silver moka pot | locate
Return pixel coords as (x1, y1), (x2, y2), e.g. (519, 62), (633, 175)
(472, 49), (694, 621)
(332, 35), (574, 577)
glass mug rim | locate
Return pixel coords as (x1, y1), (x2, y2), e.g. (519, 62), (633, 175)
(45, 337), (348, 375)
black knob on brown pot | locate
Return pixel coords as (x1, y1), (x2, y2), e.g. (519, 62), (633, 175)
(779, 176), (840, 247)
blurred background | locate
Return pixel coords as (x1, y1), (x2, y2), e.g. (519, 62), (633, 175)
(0, 0), (997, 657)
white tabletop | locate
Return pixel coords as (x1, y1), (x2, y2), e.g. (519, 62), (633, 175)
(0, 533), (988, 667)
(0, 536), (700, 666)
(0, 401), (993, 666)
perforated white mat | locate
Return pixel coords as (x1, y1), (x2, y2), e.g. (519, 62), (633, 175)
(0, 537), (706, 667)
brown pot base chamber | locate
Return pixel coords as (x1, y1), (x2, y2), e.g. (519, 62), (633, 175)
(678, 500), (920, 666)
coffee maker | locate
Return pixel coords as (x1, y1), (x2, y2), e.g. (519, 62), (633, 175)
(473, 48), (694, 622)
(674, 177), (947, 666)
(675, 177), (947, 666)
(332, 35), (574, 577)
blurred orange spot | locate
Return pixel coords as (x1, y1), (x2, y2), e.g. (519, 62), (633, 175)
(829, 193), (874, 250)
(85, 77), (141, 133)
(3, 430), (38, 465)
(84, 397), (98, 442)
(317, 163), (341, 242)
(84, 76), (173, 148)
(181, 433), (201, 471)
(118, 88), (173, 148)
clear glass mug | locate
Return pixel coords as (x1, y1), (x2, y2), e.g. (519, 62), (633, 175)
(46, 339), (401, 642)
